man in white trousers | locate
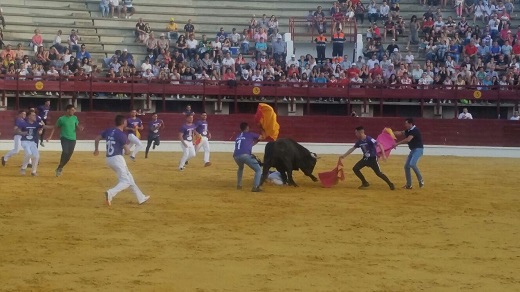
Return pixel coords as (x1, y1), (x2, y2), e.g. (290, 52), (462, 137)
(94, 115), (150, 206)
(18, 111), (54, 176)
(195, 112), (212, 167)
(178, 113), (197, 171)
(2, 110), (27, 166)
(124, 109), (144, 161)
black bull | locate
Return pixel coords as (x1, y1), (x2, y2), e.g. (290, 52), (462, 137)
(260, 138), (319, 187)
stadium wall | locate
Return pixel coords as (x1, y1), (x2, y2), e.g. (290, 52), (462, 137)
(1, 111), (519, 148)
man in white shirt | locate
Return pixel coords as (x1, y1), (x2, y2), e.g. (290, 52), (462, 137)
(186, 34), (199, 59)
(367, 54), (380, 70)
(433, 16), (445, 33)
(142, 68), (155, 80)
(287, 54), (299, 68)
(379, 1), (390, 20)
(350, 74), (363, 88)
(458, 108), (473, 119)
(221, 52), (235, 74)
(510, 110), (520, 120)
(251, 69), (263, 86)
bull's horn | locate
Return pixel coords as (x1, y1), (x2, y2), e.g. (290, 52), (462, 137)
(311, 152), (320, 159)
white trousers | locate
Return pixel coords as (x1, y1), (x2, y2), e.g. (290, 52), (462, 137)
(196, 136), (211, 163)
(106, 155), (147, 203)
(179, 141), (196, 168)
(4, 135), (22, 160)
(127, 133), (142, 158)
(21, 141), (39, 174)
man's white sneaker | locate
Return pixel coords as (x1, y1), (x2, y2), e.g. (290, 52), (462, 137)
(139, 196), (150, 205)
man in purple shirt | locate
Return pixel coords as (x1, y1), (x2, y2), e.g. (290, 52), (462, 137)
(37, 100), (50, 147)
(233, 122), (263, 192)
(2, 110), (26, 166)
(195, 112), (211, 167)
(94, 114), (150, 206)
(178, 114), (197, 170)
(124, 109), (144, 161)
(340, 126), (395, 190)
(18, 111), (54, 176)
(145, 112), (165, 159)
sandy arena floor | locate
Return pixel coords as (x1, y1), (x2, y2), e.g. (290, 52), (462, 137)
(0, 151), (519, 291)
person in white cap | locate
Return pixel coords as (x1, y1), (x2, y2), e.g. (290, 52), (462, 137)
(287, 54), (299, 68)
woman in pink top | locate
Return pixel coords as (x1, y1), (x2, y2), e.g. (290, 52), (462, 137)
(31, 29), (43, 53)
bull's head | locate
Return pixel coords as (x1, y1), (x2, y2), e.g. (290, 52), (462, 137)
(310, 152), (320, 159)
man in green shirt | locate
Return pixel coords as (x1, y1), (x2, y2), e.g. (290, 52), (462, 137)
(48, 105), (84, 176)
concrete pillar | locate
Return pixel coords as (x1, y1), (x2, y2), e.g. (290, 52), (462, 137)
(213, 101), (229, 115)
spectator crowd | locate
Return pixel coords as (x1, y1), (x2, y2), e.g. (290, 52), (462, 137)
(0, 0), (519, 110)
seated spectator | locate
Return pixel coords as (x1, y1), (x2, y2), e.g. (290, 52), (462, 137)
(142, 68), (154, 80)
(221, 52), (235, 75)
(110, 0), (122, 18)
(100, 0), (110, 17)
(0, 44), (13, 60)
(230, 28), (240, 47)
(313, 6), (327, 33)
(141, 56), (152, 72)
(271, 36), (286, 60)
(118, 48), (134, 65)
(109, 56), (121, 72)
(217, 27), (228, 43)
(14, 43), (25, 64)
(146, 33), (159, 57)
(255, 37), (267, 58)
(31, 29), (43, 53)
(166, 18), (179, 41)
(135, 18), (147, 43)
(157, 33), (169, 52)
(52, 30), (66, 54)
(222, 38), (232, 55)
(367, 1), (378, 23)
(122, 0), (135, 19)
(184, 19), (195, 38)
(510, 110), (519, 120)
(76, 44), (91, 60)
(379, 1), (390, 21)
(458, 107), (473, 119)
(81, 58), (93, 75)
(69, 29), (81, 52)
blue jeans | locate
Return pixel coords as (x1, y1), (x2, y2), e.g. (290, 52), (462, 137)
(405, 148), (423, 186)
(234, 154), (262, 188)
(99, 4), (109, 17)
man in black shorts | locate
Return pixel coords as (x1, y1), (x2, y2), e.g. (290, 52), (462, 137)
(340, 126), (395, 190)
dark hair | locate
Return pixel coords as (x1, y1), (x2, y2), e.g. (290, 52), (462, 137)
(65, 104), (75, 110)
(405, 118), (414, 124)
(115, 115), (126, 126)
(240, 122), (248, 131)
(355, 126), (364, 131)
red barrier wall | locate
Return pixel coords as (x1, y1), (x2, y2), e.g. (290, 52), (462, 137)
(1, 111), (519, 147)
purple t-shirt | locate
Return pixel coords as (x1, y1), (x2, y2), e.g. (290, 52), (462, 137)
(195, 120), (209, 137)
(101, 128), (127, 157)
(15, 117), (25, 129)
(126, 117), (143, 135)
(37, 105), (50, 120)
(20, 120), (43, 143)
(148, 119), (163, 138)
(233, 131), (260, 156)
(179, 123), (197, 141)
(354, 135), (378, 158)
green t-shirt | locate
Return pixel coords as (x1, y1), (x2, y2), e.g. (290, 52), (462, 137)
(56, 115), (79, 140)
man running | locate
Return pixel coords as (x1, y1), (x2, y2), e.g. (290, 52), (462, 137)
(144, 112), (165, 158)
(94, 115), (150, 206)
(18, 111), (54, 176)
(195, 112), (211, 167)
(2, 110), (26, 166)
(395, 118), (424, 189)
(125, 109), (144, 161)
(37, 99), (51, 147)
(48, 104), (84, 177)
(339, 126), (395, 190)
(178, 114), (197, 170)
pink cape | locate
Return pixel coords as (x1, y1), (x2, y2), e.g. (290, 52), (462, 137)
(376, 128), (397, 159)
